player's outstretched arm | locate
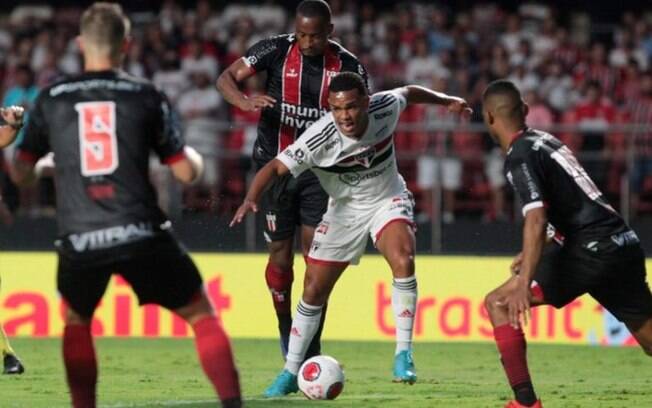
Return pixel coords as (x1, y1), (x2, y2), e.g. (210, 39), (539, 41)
(0, 106), (24, 149)
(396, 85), (473, 116)
(169, 146), (204, 185)
(216, 58), (276, 112)
(230, 159), (290, 227)
(500, 207), (547, 328)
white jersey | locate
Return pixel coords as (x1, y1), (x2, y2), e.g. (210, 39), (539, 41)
(277, 90), (408, 209)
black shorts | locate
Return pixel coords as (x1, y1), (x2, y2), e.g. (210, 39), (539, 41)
(261, 170), (328, 241)
(57, 231), (203, 318)
(534, 240), (652, 322)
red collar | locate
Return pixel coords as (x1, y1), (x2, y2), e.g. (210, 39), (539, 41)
(508, 127), (528, 147)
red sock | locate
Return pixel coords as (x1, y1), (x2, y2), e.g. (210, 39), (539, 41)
(265, 262), (293, 314)
(494, 324), (531, 387)
(63, 324), (97, 408)
(192, 316), (241, 403)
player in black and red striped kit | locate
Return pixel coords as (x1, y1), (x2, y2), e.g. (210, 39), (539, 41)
(217, 0), (368, 359)
(11, 4), (240, 407)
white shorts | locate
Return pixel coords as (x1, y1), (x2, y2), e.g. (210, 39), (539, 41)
(307, 191), (415, 266)
(485, 148), (506, 189)
(417, 156), (462, 190)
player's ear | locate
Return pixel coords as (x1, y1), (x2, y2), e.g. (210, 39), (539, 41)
(327, 23), (334, 37)
(121, 37), (132, 56)
(522, 102), (529, 118)
(76, 36), (84, 53)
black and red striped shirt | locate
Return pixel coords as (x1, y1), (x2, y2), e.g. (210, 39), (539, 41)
(243, 34), (368, 166)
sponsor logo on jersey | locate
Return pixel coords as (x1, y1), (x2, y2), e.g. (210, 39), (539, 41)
(323, 137), (340, 151)
(374, 111), (392, 120)
(280, 103), (328, 131)
(347, 145), (376, 168)
(286, 68), (299, 78)
(338, 161), (392, 186)
(245, 55), (258, 66)
(310, 240), (321, 252)
(283, 148), (305, 165)
(68, 222), (155, 252)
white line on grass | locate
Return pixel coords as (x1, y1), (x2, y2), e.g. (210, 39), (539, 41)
(102, 394), (404, 407)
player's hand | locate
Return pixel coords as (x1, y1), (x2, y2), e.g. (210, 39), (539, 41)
(0, 106), (25, 128)
(446, 97), (473, 117)
(240, 95), (276, 111)
(498, 275), (531, 329)
(230, 199), (258, 227)
(510, 252), (523, 275)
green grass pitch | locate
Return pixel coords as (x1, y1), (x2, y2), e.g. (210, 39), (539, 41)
(1, 338), (651, 407)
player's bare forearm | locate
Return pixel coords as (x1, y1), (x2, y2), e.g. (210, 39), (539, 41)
(216, 67), (249, 109)
(245, 159), (289, 203)
(518, 207), (548, 283)
(398, 85), (472, 115)
(0, 126), (19, 149)
(230, 159), (289, 227)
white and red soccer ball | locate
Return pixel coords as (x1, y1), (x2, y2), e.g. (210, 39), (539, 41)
(298, 355), (345, 400)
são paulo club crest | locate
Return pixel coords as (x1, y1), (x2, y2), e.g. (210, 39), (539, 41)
(352, 146), (375, 168)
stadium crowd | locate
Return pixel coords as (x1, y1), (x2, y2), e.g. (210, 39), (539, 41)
(1, 1), (652, 222)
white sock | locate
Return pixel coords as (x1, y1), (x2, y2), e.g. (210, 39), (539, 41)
(392, 275), (417, 354)
(284, 300), (323, 375)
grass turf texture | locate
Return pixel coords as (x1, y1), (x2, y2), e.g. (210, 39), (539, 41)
(0, 338), (651, 407)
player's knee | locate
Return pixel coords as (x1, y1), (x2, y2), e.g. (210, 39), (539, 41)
(267, 243), (294, 272)
(390, 250), (415, 277)
(65, 307), (92, 326)
(484, 291), (502, 316)
(303, 282), (328, 305)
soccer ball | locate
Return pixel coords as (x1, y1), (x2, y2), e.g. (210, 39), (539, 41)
(298, 355), (345, 400)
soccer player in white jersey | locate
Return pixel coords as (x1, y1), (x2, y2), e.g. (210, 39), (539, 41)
(231, 72), (471, 396)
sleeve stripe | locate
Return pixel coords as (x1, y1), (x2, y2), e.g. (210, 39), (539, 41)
(162, 149), (186, 165)
(368, 94), (392, 108)
(522, 201), (544, 216)
(369, 99), (396, 114)
(305, 122), (335, 147)
(307, 126), (337, 151)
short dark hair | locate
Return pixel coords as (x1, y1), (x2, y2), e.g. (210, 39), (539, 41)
(482, 79), (521, 103)
(328, 72), (368, 96)
(483, 79), (525, 122)
(296, 0), (332, 22)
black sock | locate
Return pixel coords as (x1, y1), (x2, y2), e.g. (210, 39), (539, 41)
(305, 303), (328, 359)
(221, 397), (242, 408)
(513, 381), (537, 406)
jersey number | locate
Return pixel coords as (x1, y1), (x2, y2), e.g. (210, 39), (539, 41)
(75, 101), (118, 176)
(550, 145), (601, 200)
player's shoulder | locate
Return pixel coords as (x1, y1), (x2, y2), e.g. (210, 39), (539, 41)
(506, 128), (558, 163)
(327, 39), (360, 61)
(300, 114), (338, 152)
(245, 34), (292, 59)
(368, 90), (404, 115)
(47, 70), (157, 99)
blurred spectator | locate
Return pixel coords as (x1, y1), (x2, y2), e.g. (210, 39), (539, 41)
(626, 73), (652, 217)
(566, 80), (618, 190)
(523, 90), (554, 129)
(177, 70), (224, 210)
(180, 37), (218, 81)
(406, 36), (448, 87)
(414, 78), (463, 224)
(153, 49), (188, 104)
(539, 61), (575, 113)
